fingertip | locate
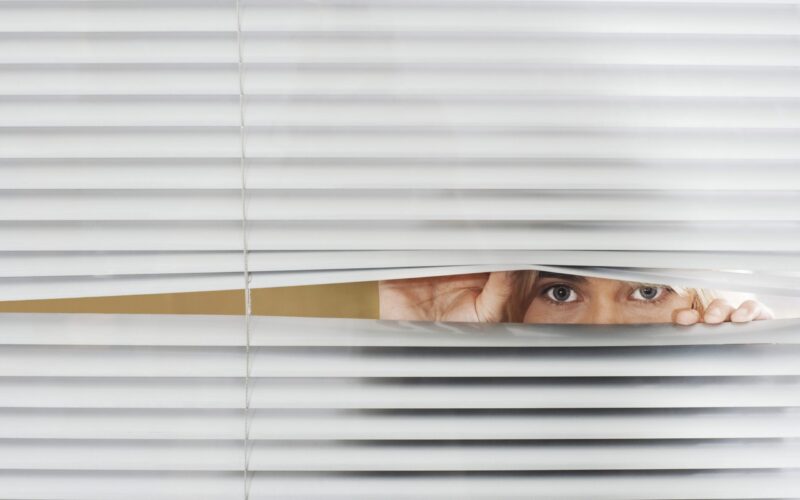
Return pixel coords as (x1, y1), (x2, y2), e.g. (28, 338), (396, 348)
(703, 309), (724, 324)
(731, 308), (753, 323)
(731, 300), (758, 323)
(675, 309), (700, 326)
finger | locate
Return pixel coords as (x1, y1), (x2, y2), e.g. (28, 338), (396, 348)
(703, 299), (735, 324)
(730, 300), (775, 322)
(757, 305), (775, 320)
(731, 300), (761, 323)
(475, 271), (515, 323)
(673, 308), (701, 326)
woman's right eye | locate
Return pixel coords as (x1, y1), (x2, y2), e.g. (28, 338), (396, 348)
(545, 285), (578, 303)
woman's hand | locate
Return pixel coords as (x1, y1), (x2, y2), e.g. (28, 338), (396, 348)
(673, 298), (774, 326)
(379, 272), (514, 322)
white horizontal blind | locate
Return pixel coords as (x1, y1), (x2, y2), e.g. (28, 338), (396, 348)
(1, 0), (800, 299)
(1, 312), (800, 499)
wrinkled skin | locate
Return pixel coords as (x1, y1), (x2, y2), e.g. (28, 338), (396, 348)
(379, 272), (773, 325)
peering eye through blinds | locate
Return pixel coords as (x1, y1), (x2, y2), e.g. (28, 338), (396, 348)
(1, 0), (800, 499)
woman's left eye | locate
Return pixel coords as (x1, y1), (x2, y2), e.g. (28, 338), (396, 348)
(630, 286), (665, 302)
(544, 285), (578, 303)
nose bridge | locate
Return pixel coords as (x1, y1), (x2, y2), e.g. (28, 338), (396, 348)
(586, 293), (620, 324)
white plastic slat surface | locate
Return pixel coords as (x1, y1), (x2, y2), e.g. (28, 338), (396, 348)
(5, 127), (800, 159)
(0, 1), (235, 32)
(2, 439), (800, 471)
(4, 33), (800, 66)
(1, 0), (799, 298)
(4, 190), (800, 221)
(5, 64), (800, 97)
(3, 344), (800, 377)
(2, 313), (800, 347)
(3, 368), (800, 409)
(8, 96), (800, 128)
(1, 314), (799, 497)
(2, 470), (800, 500)
(241, 2), (800, 35)
(4, 159), (800, 191)
(4, 221), (800, 251)
(1, 250), (800, 278)
(4, 408), (800, 441)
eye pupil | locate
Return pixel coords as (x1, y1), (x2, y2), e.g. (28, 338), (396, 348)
(640, 287), (657, 299)
(553, 286), (570, 301)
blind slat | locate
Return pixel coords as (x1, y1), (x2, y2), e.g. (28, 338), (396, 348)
(2, 314), (799, 348)
(242, 2), (800, 35)
(0, 2), (234, 32)
(3, 439), (800, 471)
(4, 408), (800, 441)
(4, 190), (800, 222)
(2, 344), (800, 378)
(6, 64), (800, 97)
(2, 221), (799, 252)
(5, 159), (800, 190)
(5, 33), (799, 66)
(2, 376), (800, 409)
(7, 96), (800, 128)
(1, 250), (799, 279)
(1, 470), (800, 500)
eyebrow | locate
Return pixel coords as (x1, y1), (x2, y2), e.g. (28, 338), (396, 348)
(536, 272), (672, 290)
(536, 271), (589, 284)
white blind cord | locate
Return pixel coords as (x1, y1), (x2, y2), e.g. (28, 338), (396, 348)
(234, 0), (252, 499)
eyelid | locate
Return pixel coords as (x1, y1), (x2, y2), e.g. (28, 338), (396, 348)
(542, 284), (580, 304)
(629, 285), (672, 302)
(636, 282), (669, 290)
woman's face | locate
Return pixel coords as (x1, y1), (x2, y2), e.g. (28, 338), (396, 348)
(522, 273), (694, 324)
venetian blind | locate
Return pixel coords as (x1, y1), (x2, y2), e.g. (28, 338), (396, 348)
(2, 313), (800, 499)
(1, 1), (800, 498)
(1, 0), (799, 299)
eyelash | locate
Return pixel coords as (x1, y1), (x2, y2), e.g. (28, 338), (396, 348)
(539, 284), (675, 306)
(541, 284), (579, 306)
(629, 286), (673, 304)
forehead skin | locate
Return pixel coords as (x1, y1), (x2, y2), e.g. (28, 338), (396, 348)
(522, 275), (693, 325)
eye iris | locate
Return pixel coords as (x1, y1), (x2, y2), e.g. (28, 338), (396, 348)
(553, 286), (571, 301)
(640, 287), (658, 300)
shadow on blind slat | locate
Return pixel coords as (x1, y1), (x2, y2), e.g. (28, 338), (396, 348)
(1, 314), (800, 498)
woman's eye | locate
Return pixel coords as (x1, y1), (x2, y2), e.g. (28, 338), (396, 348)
(630, 286), (665, 302)
(545, 285), (578, 303)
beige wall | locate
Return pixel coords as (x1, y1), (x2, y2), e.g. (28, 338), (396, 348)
(0, 282), (379, 319)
